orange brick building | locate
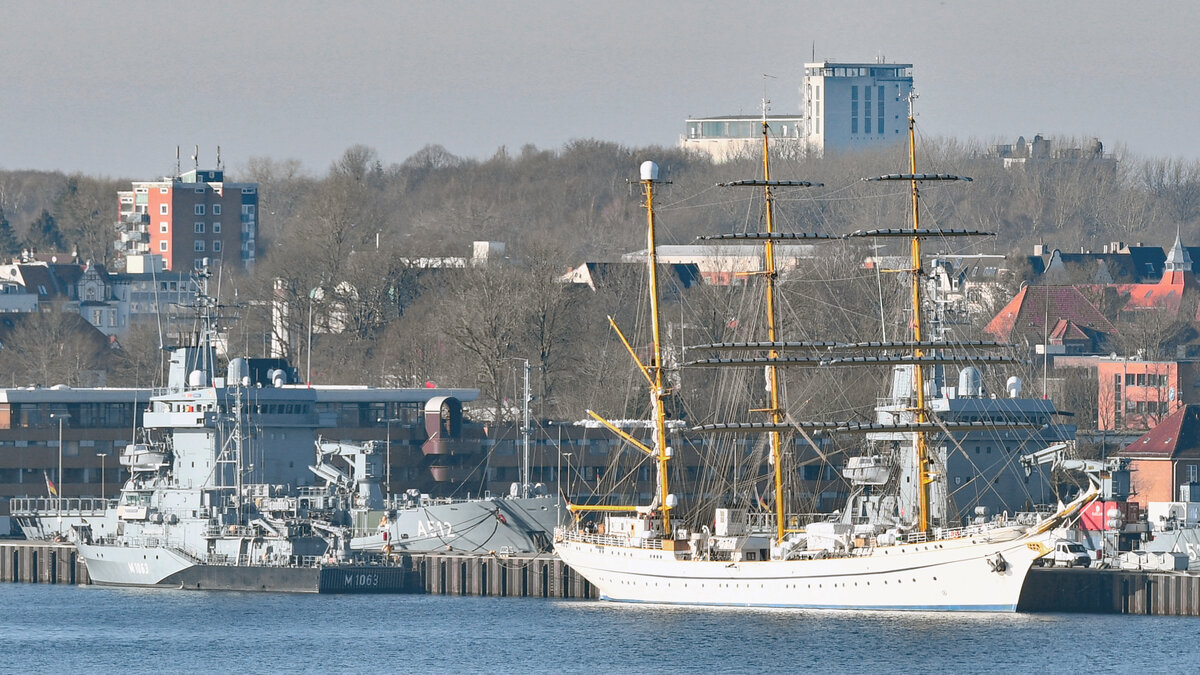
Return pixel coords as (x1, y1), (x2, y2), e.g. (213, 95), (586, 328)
(116, 167), (257, 271)
(1118, 404), (1200, 508)
(1096, 359), (1195, 431)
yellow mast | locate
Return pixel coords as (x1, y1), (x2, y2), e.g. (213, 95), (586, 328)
(642, 162), (673, 533)
(759, 119), (787, 543)
(905, 94), (932, 534)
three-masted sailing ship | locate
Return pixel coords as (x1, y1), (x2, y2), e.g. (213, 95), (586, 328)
(554, 98), (1096, 611)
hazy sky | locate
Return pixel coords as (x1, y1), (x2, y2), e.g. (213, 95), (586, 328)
(3, 1), (1197, 178)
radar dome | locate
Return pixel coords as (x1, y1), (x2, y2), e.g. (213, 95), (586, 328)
(1006, 376), (1023, 398)
(640, 161), (659, 182)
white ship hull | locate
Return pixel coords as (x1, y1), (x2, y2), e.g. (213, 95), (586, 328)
(77, 542), (196, 587)
(77, 542), (416, 593)
(556, 529), (1048, 611)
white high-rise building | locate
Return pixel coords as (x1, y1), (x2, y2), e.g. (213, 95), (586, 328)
(802, 61), (913, 155)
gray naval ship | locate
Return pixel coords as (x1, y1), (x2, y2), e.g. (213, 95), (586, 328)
(12, 267), (559, 592)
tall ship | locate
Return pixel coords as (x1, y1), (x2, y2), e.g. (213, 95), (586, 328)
(555, 97), (1099, 611)
(12, 266), (558, 591)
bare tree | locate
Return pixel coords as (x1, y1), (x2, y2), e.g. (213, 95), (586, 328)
(0, 313), (110, 386)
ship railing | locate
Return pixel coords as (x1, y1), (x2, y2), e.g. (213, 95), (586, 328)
(203, 524), (257, 538)
(902, 519), (1023, 544)
(9, 497), (115, 516)
(555, 527), (664, 550)
(94, 535), (165, 548)
(746, 512), (827, 532)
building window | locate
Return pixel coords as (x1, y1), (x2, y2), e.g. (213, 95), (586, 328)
(213, 241), (222, 252)
(1190, 465), (1198, 483)
(194, 259), (205, 270)
(160, 241), (168, 252)
(194, 241), (205, 252)
(213, 204), (221, 215)
(212, 222), (221, 233)
(866, 117), (871, 134)
(160, 204), (169, 215)
(194, 222), (205, 233)
(194, 205), (205, 215)
(160, 222), (169, 233)
(852, 118), (858, 134)
(159, 187), (168, 194)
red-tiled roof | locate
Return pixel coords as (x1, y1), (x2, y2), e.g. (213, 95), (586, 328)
(1109, 278), (1186, 314)
(985, 285), (1114, 342)
(1118, 404), (1200, 460)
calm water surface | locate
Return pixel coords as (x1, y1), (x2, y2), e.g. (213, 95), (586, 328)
(1, 584), (1193, 673)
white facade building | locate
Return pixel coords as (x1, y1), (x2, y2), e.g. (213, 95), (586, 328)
(680, 115), (805, 163)
(802, 61), (913, 155)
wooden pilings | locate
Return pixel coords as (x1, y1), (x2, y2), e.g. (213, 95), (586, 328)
(0, 542), (89, 585)
(414, 552), (597, 600)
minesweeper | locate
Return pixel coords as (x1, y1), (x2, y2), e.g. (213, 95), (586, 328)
(12, 265), (558, 592)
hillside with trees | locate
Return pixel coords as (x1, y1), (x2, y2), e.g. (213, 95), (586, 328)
(1, 137), (1199, 427)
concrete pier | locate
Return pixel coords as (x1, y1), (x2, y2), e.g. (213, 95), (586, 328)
(1, 541), (89, 585)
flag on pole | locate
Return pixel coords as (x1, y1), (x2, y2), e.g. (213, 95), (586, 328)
(44, 471), (58, 497)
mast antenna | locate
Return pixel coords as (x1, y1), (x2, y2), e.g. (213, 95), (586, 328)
(762, 73), (775, 122)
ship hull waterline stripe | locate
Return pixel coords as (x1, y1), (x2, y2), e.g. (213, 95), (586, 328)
(595, 597), (1015, 612)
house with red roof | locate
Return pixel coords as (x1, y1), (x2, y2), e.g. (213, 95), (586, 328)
(984, 284), (1115, 351)
(1117, 404), (1200, 507)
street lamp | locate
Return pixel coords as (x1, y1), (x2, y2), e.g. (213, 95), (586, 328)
(560, 450), (573, 523)
(51, 412), (70, 519)
(97, 449), (110, 501)
(381, 417), (403, 505)
(306, 288), (319, 385)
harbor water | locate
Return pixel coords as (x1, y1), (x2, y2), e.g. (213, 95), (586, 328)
(3, 584), (1196, 673)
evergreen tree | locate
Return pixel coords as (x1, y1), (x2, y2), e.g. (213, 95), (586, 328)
(0, 205), (18, 257)
(25, 209), (65, 253)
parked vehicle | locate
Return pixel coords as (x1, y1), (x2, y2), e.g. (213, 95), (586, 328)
(1038, 540), (1091, 568)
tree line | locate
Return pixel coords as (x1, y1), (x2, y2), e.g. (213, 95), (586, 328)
(2, 137), (1200, 430)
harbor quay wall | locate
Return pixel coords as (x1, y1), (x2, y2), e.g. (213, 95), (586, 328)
(1019, 567), (1200, 615)
(11, 542), (1194, 614)
(1, 541), (88, 585)
(0, 542), (594, 599)
(414, 552), (598, 600)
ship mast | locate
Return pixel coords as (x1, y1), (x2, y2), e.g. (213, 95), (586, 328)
(643, 162), (674, 533)
(570, 161), (675, 532)
(758, 107), (787, 543)
(905, 93), (933, 534)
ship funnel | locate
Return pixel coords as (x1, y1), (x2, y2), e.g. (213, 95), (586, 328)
(640, 161), (659, 182)
(227, 357), (249, 385)
(958, 367), (983, 397)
